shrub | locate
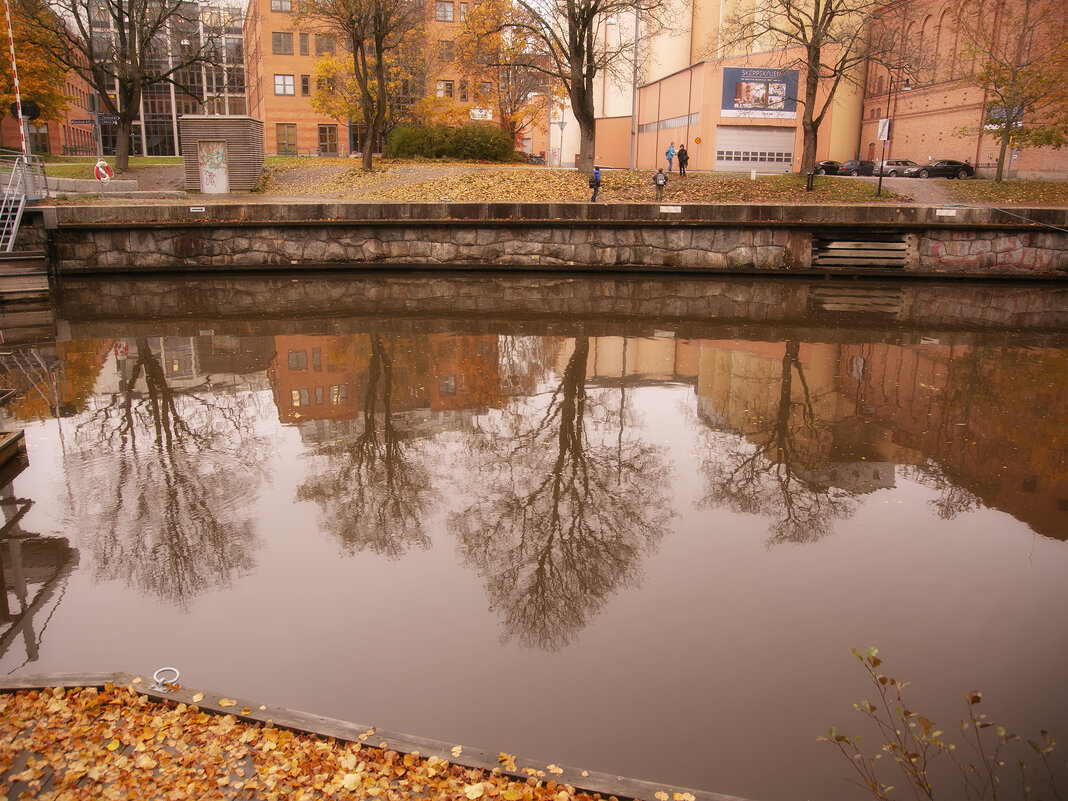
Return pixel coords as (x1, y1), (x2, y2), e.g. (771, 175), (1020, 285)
(386, 123), (513, 161)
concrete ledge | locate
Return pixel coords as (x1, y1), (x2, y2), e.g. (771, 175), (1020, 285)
(0, 672), (751, 801)
(48, 176), (139, 192)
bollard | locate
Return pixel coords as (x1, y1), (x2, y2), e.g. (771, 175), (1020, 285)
(805, 172), (815, 191)
(750, 169), (757, 181)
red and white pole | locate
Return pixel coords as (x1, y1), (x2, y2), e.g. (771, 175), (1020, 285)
(2, 0), (26, 155)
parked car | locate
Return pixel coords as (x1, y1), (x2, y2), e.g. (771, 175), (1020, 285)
(841, 159), (876, 176)
(814, 161), (841, 175)
(903, 159), (975, 179)
(875, 159), (918, 177)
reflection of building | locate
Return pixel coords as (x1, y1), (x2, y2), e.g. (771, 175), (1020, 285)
(267, 333), (505, 430)
(686, 337), (1068, 539)
(98, 337), (272, 396)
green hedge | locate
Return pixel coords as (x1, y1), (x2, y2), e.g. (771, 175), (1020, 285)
(386, 123), (514, 161)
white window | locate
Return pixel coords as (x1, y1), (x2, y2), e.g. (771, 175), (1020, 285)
(274, 74), (295, 95)
(436, 80), (454, 98)
(435, 1), (454, 21)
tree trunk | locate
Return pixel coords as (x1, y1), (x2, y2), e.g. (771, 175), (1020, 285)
(798, 60), (821, 174)
(995, 130), (1010, 182)
(115, 121), (133, 172)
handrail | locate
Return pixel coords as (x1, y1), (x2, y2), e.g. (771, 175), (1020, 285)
(0, 156), (48, 252)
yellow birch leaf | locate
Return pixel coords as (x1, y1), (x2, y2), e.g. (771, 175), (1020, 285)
(465, 782), (485, 799)
(452, 745), (463, 757)
(341, 773), (360, 791)
(219, 698), (237, 707)
(106, 738), (121, 751)
(547, 764), (563, 775)
(655, 793), (669, 801)
(135, 754), (158, 770)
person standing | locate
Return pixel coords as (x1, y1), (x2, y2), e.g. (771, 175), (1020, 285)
(589, 166), (602, 202)
(677, 144), (689, 177)
(665, 142), (676, 172)
(653, 168), (668, 200)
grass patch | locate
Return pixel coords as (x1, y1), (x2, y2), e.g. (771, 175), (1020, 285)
(946, 179), (1068, 205)
(44, 156), (181, 179)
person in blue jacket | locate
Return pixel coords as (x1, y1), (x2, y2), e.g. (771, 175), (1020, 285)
(589, 166), (602, 201)
(665, 142), (676, 172)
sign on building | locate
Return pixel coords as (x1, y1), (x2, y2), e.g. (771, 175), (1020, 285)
(721, 68), (798, 119)
(469, 107), (493, 121)
(877, 118), (891, 141)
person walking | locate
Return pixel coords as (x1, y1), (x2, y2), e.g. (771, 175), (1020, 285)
(665, 142), (676, 172)
(677, 144), (689, 177)
(589, 166), (602, 202)
(653, 168), (668, 201)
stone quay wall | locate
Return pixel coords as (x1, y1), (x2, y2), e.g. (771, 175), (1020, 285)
(25, 203), (1068, 278)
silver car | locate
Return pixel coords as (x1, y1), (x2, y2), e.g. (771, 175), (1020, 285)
(875, 159), (918, 177)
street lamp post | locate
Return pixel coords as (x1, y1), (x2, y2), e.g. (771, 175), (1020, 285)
(876, 74), (910, 197)
(556, 119), (567, 167)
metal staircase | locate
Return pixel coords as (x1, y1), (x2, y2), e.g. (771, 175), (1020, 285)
(0, 156), (47, 252)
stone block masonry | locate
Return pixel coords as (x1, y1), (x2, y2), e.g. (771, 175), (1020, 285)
(23, 202), (1068, 278)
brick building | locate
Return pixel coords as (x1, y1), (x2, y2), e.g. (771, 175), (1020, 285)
(859, 0), (1068, 179)
(0, 68), (97, 156)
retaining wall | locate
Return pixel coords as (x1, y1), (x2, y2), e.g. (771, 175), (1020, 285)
(24, 202), (1068, 278)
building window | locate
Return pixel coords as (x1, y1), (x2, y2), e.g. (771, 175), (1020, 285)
(270, 0), (291, 11)
(459, 79), (468, 101)
(330, 384), (348, 404)
(435, 1), (453, 21)
(28, 123), (49, 154)
(314, 386), (325, 404)
(228, 97), (247, 115)
(274, 74), (295, 95)
(272, 32), (293, 54)
(299, 32), (309, 55)
(315, 34), (335, 55)
(291, 388), (310, 407)
(459, 1), (467, 19)
(287, 350), (308, 369)
(301, 75), (310, 96)
(312, 349), (322, 370)
(479, 81), (492, 96)
(276, 123), (297, 155)
(439, 376), (456, 396)
(438, 40), (454, 61)
(436, 80), (454, 98)
(318, 124), (338, 154)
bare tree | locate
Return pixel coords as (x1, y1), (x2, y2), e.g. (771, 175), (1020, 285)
(719, 0), (896, 174)
(68, 339), (270, 608)
(450, 336), (672, 650)
(22, 0), (227, 171)
(297, 0), (424, 170)
(476, 0), (680, 172)
(297, 335), (437, 558)
(697, 340), (857, 544)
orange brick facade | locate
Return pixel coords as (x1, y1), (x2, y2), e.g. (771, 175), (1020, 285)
(859, 0), (1068, 179)
(0, 70), (97, 156)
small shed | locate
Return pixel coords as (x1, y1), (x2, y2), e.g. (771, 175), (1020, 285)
(179, 116), (264, 193)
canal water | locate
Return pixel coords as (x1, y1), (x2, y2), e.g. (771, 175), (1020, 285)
(1, 274), (1066, 801)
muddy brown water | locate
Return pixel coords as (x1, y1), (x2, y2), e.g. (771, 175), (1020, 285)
(1, 273), (1065, 801)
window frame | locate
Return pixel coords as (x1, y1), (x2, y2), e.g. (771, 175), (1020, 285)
(274, 74), (295, 95)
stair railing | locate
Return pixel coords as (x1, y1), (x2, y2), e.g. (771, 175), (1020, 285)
(0, 155), (48, 252)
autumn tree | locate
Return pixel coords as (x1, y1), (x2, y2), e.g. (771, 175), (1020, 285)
(481, 0), (679, 172)
(456, 0), (551, 144)
(719, 0), (897, 174)
(0, 0), (69, 143)
(954, 0), (1068, 181)
(297, 0), (424, 170)
(20, 0), (226, 171)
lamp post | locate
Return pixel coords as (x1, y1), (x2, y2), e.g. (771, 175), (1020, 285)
(629, 7), (639, 170)
(876, 73), (911, 197)
(556, 119), (567, 167)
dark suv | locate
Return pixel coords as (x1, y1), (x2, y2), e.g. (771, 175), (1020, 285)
(841, 159), (876, 176)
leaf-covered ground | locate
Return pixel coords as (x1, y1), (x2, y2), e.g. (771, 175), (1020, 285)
(1, 685), (690, 801)
(257, 162), (913, 205)
(942, 179), (1068, 205)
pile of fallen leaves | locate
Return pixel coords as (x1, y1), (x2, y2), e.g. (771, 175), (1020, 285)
(945, 179), (1068, 205)
(0, 685), (661, 801)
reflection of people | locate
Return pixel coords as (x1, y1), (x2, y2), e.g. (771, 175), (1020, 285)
(653, 168), (667, 200)
(665, 142), (675, 172)
(677, 145), (689, 177)
(589, 166), (602, 202)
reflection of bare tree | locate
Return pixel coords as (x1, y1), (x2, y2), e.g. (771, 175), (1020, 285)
(297, 336), (436, 558)
(451, 336), (672, 651)
(69, 338), (268, 609)
(698, 340), (856, 545)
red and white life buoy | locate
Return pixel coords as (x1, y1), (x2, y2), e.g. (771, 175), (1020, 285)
(94, 160), (113, 183)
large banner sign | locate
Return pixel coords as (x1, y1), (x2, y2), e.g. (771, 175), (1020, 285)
(722, 68), (798, 118)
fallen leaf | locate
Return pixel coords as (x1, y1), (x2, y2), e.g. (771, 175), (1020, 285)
(219, 698), (237, 707)
(192, 692), (204, 702)
(547, 764), (564, 775)
(655, 793), (670, 801)
(106, 738), (121, 751)
(452, 745), (463, 757)
(465, 782), (486, 799)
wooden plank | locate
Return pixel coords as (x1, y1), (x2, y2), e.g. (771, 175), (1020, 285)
(815, 241), (908, 250)
(812, 258), (907, 267)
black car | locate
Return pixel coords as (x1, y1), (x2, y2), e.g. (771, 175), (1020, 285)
(841, 159), (876, 176)
(903, 159), (974, 179)
(875, 159), (918, 177)
(815, 161), (841, 175)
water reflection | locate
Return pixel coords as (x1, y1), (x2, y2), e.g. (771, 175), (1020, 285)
(452, 336), (672, 650)
(54, 338), (271, 608)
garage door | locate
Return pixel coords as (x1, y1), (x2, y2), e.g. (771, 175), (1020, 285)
(714, 126), (795, 173)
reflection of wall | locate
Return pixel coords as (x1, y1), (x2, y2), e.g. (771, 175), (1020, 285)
(427, 334), (504, 413)
(559, 336), (701, 384)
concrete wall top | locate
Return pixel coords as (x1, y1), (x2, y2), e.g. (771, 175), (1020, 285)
(40, 202), (1068, 230)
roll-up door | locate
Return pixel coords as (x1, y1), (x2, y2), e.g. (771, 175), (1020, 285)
(714, 126), (795, 173)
